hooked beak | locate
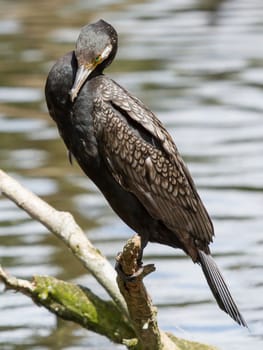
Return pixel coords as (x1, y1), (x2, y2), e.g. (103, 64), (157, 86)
(69, 64), (93, 102)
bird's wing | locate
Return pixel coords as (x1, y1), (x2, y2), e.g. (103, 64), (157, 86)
(92, 78), (214, 246)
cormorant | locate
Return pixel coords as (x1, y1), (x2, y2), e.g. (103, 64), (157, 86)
(45, 19), (247, 327)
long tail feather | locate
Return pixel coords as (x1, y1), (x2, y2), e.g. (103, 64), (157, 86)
(198, 250), (247, 327)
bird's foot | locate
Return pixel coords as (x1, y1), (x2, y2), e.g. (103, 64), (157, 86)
(115, 256), (155, 282)
(115, 234), (155, 281)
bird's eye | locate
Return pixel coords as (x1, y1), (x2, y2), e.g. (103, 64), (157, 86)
(95, 55), (101, 63)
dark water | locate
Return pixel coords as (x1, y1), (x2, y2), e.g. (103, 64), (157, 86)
(0, 0), (263, 349)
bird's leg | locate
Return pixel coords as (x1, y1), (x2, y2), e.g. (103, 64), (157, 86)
(115, 234), (155, 282)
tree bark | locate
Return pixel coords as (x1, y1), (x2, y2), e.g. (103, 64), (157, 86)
(0, 169), (217, 350)
(116, 234), (178, 350)
(0, 267), (134, 344)
(0, 169), (127, 316)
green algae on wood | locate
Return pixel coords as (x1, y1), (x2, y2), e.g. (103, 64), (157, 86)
(32, 275), (135, 344)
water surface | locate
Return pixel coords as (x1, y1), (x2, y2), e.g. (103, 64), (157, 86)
(0, 0), (263, 349)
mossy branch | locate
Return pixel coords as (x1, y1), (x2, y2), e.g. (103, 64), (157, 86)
(0, 265), (216, 350)
(0, 169), (127, 316)
(0, 267), (134, 344)
(0, 169), (217, 350)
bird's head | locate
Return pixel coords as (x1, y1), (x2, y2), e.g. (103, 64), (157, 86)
(69, 19), (118, 102)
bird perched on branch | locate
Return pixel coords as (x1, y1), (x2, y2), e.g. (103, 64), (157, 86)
(45, 19), (247, 327)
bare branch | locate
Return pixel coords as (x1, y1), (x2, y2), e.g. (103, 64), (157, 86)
(0, 169), (127, 316)
(116, 235), (178, 350)
(0, 169), (218, 350)
(0, 265), (33, 295)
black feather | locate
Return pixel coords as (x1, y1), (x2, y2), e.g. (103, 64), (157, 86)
(45, 20), (247, 328)
(198, 250), (247, 327)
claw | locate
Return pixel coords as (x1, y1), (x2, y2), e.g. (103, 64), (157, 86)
(115, 259), (155, 282)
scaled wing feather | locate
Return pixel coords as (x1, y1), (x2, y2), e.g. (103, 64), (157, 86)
(93, 78), (214, 246)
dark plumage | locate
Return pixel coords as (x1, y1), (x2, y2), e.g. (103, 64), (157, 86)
(45, 19), (247, 327)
